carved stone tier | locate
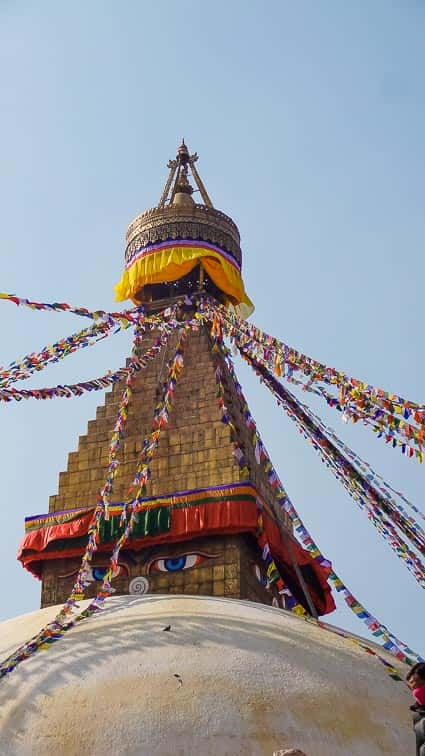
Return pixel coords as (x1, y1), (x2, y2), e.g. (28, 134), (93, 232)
(125, 204), (242, 268)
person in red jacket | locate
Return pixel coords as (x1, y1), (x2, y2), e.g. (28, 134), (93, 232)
(407, 662), (425, 756)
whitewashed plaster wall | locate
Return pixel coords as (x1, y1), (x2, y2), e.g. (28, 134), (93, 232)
(0, 595), (414, 755)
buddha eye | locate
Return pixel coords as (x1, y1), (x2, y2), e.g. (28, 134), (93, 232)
(148, 552), (217, 574)
(92, 567), (107, 581)
(152, 554), (201, 572)
(59, 563), (128, 581)
(92, 564), (126, 581)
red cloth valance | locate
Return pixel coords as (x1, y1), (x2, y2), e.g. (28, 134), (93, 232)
(18, 497), (335, 615)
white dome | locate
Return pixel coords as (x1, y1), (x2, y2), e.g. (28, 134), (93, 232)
(0, 595), (413, 755)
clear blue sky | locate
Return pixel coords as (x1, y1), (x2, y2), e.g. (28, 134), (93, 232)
(0, 1), (424, 653)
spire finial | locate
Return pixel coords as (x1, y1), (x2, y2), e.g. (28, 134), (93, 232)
(157, 141), (213, 209)
(177, 139), (190, 165)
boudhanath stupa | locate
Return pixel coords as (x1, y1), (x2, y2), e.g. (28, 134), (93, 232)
(0, 142), (421, 755)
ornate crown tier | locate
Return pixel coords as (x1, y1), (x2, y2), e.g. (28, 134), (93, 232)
(125, 204), (242, 269)
(114, 141), (253, 315)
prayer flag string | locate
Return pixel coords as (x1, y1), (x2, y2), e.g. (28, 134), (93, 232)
(239, 346), (425, 586)
(299, 405), (425, 531)
(237, 338), (425, 552)
(187, 338), (416, 681)
(0, 324), (168, 679)
(210, 302), (425, 461)
(55, 323), (149, 616)
(0, 317), (131, 389)
(0, 325), (189, 679)
(211, 332), (422, 666)
(0, 291), (139, 323)
(84, 328), (187, 614)
(0, 307), (198, 402)
(210, 327), (308, 617)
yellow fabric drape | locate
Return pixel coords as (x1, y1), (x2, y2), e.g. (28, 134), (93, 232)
(114, 245), (254, 316)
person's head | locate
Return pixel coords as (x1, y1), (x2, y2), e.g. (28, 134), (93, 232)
(406, 662), (425, 690)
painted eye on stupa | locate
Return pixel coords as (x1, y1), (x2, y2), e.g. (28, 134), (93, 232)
(147, 552), (216, 574)
(85, 564), (127, 582)
(59, 563), (129, 581)
(92, 567), (110, 581)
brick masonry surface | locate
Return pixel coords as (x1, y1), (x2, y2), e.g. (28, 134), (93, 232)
(41, 534), (281, 607)
(41, 326), (291, 607)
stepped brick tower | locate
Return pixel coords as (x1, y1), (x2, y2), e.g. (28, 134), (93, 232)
(18, 143), (334, 617)
(4, 143), (414, 756)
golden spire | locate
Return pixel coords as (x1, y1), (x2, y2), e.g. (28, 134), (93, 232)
(158, 140), (213, 209)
